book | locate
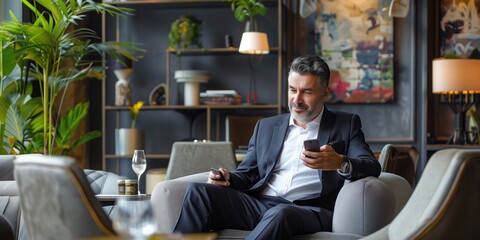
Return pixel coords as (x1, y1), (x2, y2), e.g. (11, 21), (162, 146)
(205, 90), (238, 95)
(200, 95), (242, 105)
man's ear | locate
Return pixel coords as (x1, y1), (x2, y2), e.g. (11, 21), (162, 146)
(323, 86), (330, 100)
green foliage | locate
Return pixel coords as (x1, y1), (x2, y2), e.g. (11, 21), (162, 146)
(54, 102), (101, 155)
(0, 0), (142, 155)
(225, 0), (266, 31)
(0, 81), (43, 154)
(168, 15), (203, 50)
(444, 48), (480, 59)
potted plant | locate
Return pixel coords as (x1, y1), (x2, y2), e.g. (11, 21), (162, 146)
(168, 15), (203, 50)
(115, 101), (144, 156)
(226, 0), (267, 32)
(0, 0), (141, 155)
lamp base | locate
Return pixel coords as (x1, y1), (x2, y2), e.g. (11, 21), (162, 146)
(447, 128), (471, 145)
(444, 92), (476, 145)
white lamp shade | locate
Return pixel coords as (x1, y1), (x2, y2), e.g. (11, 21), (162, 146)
(432, 58), (480, 94)
(238, 32), (269, 55)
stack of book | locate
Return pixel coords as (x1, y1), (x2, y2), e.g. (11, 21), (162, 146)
(200, 90), (242, 105)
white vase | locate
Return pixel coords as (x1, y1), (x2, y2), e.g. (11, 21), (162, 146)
(115, 68), (133, 106)
(115, 128), (145, 156)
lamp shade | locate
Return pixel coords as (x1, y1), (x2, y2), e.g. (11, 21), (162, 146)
(432, 58), (480, 94)
(238, 32), (269, 55)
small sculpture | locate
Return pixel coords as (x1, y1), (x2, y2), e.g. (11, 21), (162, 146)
(114, 68), (133, 106)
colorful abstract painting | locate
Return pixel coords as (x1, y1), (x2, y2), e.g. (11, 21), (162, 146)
(440, 0), (480, 57)
(315, 0), (394, 103)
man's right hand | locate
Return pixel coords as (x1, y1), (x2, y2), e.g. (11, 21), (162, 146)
(207, 167), (230, 187)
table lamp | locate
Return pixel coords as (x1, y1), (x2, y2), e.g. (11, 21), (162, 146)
(432, 58), (480, 144)
(238, 32), (269, 104)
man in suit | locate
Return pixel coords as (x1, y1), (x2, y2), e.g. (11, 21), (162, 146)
(174, 55), (381, 239)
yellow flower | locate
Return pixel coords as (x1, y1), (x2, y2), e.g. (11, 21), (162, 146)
(130, 101), (144, 128)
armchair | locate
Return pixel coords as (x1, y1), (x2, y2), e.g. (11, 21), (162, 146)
(165, 141), (237, 180)
(14, 155), (116, 240)
(364, 148), (480, 239)
(151, 171), (412, 239)
(1, 154), (124, 240)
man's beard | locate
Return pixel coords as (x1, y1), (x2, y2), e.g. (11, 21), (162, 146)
(288, 101), (323, 123)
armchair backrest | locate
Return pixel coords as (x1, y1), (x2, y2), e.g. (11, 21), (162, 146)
(378, 144), (419, 187)
(376, 149), (480, 239)
(14, 155), (116, 240)
(0, 155), (15, 181)
(84, 169), (125, 195)
(166, 141), (237, 180)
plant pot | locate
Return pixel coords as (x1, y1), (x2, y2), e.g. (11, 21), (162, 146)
(115, 128), (145, 156)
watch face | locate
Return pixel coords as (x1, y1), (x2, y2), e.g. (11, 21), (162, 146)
(341, 160), (350, 173)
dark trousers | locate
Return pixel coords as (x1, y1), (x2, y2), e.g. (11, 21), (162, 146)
(173, 182), (333, 240)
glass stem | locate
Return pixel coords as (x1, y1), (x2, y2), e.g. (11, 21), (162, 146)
(137, 174), (141, 195)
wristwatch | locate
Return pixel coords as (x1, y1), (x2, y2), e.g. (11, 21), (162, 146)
(339, 155), (352, 174)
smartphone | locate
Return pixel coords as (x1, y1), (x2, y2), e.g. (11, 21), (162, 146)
(304, 139), (321, 152)
(210, 168), (226, 181)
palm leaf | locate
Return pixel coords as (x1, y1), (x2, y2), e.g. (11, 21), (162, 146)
(55, 102), (89, 148)
(1, 42), (17, 80)
(65, 130), (102, 155)
(2, 0), (141, 155)
(0, 90), (43, 154)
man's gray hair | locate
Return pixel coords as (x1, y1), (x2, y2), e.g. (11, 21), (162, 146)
(289, 55), (330, 89)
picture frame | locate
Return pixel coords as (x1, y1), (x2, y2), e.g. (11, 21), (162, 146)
(314, 0), (395, 103)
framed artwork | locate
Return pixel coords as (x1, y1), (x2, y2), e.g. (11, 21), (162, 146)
(440, 0), (480, 57)
(315, 0), (394, 103)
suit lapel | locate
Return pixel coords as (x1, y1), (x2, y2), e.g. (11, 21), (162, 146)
(265, 115), (290, 176)
(250, 114), (289, 191)
(318, 107), (334, 145)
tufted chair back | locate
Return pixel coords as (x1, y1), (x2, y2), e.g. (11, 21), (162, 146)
(84, 169), (125, 195)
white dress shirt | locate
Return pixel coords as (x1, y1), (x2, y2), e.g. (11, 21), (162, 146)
(262, 111), (324, 201)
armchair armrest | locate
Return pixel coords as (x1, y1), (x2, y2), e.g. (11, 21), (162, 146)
(151, 172), (209, 233)
(333, 172), (412, 236)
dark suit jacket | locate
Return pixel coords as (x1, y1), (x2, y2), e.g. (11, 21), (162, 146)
(229, 108), (381, 211)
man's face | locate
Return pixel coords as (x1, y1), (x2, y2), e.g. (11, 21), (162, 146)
(288, 72), (329, 127)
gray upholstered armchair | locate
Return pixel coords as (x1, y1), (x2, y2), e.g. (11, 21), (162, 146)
(0, 154), (124, 240)
(151, 171), (412, 239)
(165, 141), (238, 180)
(13, 155), (117, 240)
(364, 148), (480, 239)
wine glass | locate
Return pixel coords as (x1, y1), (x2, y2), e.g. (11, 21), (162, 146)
(112, 197), (157, 239)
(132, 150), (147, 195)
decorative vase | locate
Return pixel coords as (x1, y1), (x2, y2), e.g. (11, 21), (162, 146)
(115, 128), (145, 156)
(115, 68), (133, 106)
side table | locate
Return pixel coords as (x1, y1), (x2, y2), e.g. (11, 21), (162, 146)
(96, 194), (151, 206)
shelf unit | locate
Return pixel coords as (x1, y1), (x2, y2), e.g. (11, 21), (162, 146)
(101, 0), (286, 172)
